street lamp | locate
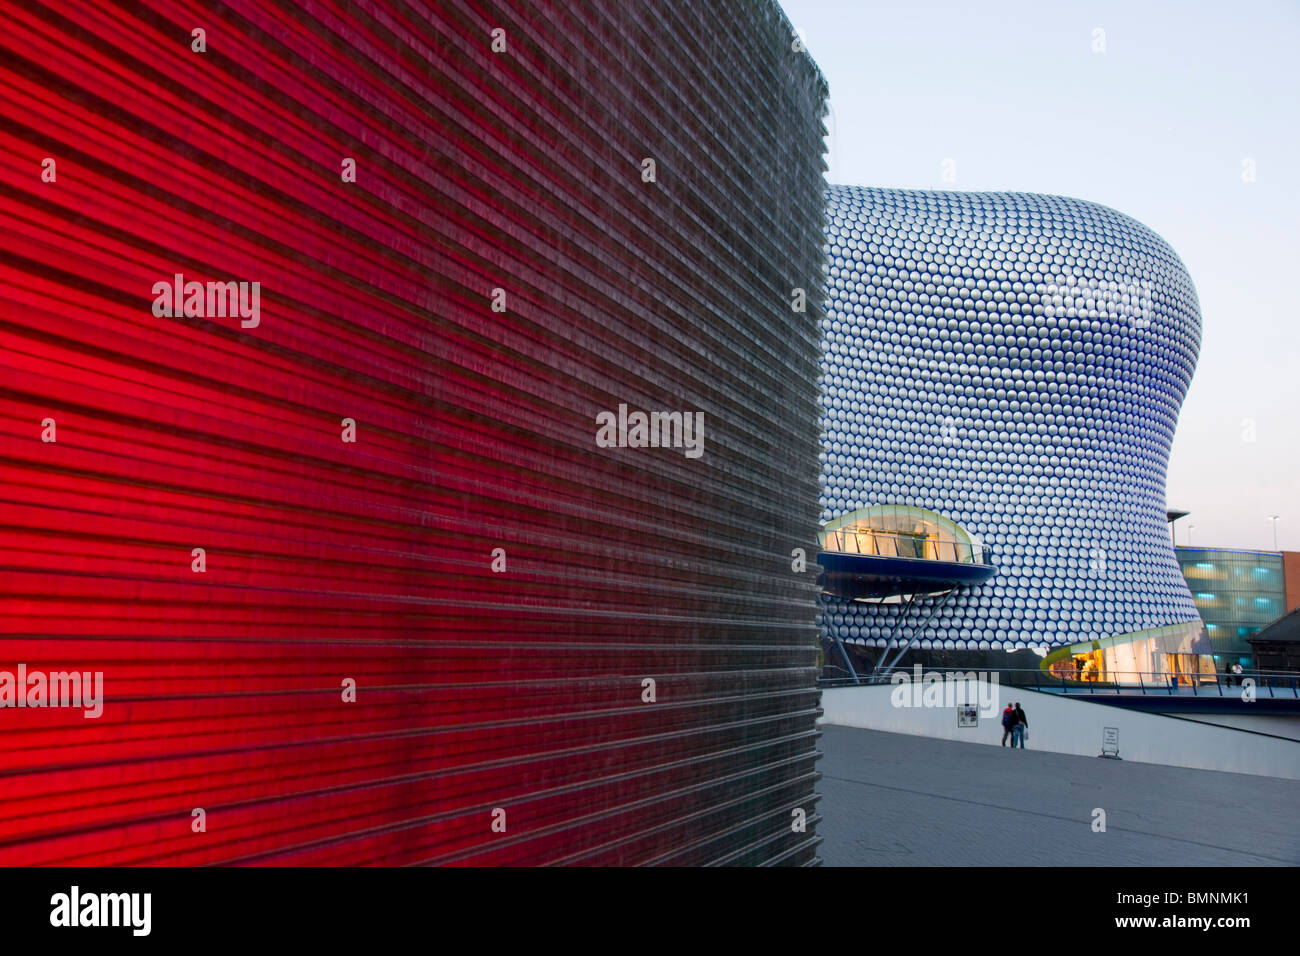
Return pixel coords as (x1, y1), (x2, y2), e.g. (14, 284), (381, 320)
(1167, 508), (1190, 547)
(1188, 523), (1196, 546)
(1268, 515), (1280, 551)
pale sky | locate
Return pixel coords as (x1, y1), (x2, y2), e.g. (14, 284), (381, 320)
(782, 0), (1299, 552)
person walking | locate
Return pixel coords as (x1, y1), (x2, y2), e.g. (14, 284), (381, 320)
(1000, 703), (1015, 746)
(1012, 702), (1028, 749)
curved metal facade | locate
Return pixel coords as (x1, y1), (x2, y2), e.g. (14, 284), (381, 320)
(0, 0), (826, 865)
(820, 185), (1202, 653)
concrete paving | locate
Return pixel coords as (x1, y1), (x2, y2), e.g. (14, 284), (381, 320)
(816, 724), (1300, 866)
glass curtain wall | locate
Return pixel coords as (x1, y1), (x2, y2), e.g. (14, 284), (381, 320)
(1177, 548), (1284, 666)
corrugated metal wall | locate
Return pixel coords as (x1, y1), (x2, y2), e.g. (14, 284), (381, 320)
(0, 0), (827, 864)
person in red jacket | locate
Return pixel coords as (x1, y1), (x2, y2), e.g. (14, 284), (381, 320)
(1012, 703), (1028, 749)
(1000, 703), (1015, 746)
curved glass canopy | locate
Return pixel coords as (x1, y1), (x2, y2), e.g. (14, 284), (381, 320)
(818, 504), (996, 599)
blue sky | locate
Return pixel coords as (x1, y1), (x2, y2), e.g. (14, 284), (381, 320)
(782, 0), (1299, 551)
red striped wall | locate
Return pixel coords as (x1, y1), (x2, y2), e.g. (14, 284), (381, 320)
(0, 0), (828, 864)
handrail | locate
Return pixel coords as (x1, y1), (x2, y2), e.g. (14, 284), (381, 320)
(817, 665), (1300, 697)
(818, 528), (993, 566)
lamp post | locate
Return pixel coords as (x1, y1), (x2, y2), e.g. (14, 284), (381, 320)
(1167, 508), (1190, 547)
(1188, 523), (1196, 547)
(1268, 514), (1280, 551)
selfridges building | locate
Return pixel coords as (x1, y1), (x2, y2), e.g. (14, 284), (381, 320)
(818, 185), (1207, 680)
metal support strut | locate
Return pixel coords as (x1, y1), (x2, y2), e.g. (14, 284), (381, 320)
(873, 587), (959, 678)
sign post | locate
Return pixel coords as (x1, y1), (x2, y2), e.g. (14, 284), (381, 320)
(1100, 726), (1121, 759)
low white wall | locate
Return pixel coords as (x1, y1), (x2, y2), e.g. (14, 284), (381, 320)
(1173, 713), (1300, 741)
(820, 681), (1300, 780)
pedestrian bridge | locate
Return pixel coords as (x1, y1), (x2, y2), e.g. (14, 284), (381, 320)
(1015, 668), (1299, 715)
(823, 667), (1300, 715)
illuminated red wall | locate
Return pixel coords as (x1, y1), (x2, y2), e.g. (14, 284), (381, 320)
(0, 0), (828, 864)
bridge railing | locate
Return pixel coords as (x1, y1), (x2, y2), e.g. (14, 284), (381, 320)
(817, 666), (1300, 698)
(817, 529), (993, 565)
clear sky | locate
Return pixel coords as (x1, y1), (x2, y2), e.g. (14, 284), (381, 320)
(782, 0), (1299, 552)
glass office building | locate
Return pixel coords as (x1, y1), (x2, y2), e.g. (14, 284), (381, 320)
(1176, 548), (1287, 666)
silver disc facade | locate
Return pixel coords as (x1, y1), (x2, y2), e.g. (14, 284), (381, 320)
(820, 185), (1203, 662)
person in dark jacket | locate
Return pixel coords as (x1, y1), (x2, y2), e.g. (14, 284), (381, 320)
(1012, 703), (1028, 749)
(1000, 703), (1015, 746)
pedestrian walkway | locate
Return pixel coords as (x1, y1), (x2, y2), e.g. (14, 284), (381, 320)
(817, 724), (1300, 866)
